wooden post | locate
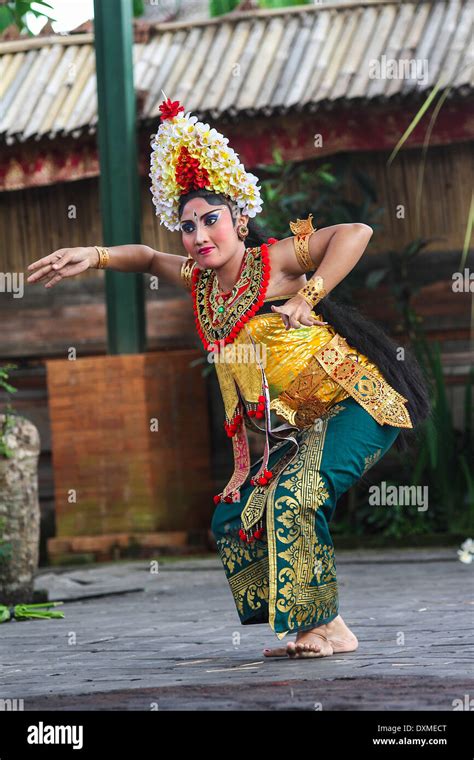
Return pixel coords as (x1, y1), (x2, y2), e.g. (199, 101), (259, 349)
(94, 0), (146, 354)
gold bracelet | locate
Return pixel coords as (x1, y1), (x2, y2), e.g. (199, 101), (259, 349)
(94, 245), (110, 269)
(297, 275), (327, 307)
(180, 255), (196, 291)
(289, 213), (317, 272)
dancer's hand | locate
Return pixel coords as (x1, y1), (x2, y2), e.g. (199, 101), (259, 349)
(26, 247), (98, 288)
(271, 294), (328, 330)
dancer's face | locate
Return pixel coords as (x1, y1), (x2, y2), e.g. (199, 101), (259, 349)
(179, 197), (248, 268)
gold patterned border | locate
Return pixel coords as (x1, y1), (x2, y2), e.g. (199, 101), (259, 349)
(266, 420), (338, 639)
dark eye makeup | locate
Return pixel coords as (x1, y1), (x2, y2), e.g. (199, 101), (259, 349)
(180, 213), (219, 233)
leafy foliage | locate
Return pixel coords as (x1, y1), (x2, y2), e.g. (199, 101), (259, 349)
(0, 1), (56, 34)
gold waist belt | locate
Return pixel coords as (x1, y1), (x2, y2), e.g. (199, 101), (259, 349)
(271, 333), (413, 429)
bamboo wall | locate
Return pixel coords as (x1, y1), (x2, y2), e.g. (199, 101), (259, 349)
(1, 141), (472, 274)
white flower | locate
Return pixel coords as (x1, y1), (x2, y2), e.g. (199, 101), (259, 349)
(457, 549), (473, 564)
(461, 538), (474, 553)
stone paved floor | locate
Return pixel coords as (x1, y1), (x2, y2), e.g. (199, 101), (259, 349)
(1, 547), (472, 711)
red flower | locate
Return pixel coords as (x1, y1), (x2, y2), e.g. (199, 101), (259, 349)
(175, 146), (210, 194)
(159, 98), (184, 122)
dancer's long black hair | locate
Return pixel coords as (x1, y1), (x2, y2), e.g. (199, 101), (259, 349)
(178, 190), (432, 452)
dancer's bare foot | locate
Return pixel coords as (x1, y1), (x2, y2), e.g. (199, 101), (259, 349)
(287, 615), (358, 658)
(286, 630), (334, 658)
(324, 615), (359, 653)
(263, 615), (358, 658)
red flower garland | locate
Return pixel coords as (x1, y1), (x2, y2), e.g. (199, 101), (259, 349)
(159, 97), (184, 121)
(175, 146), (210, 194)
(191, 242), (271, 352)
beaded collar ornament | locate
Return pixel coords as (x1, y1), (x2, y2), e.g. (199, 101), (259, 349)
(192, 243), (271, 353)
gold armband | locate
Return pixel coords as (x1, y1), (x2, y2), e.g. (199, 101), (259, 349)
(94, 246), (109, 269)
(289, 213), (317, 272)
(297, 275), (327, 308)
(180, 256), (197, 291)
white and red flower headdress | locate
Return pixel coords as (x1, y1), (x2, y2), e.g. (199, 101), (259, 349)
(149, 95), (263, 231)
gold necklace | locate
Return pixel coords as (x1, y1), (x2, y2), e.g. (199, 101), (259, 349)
(209, 247), (252, 326)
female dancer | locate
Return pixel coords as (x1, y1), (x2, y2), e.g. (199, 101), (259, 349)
(26, 98), (430, 659)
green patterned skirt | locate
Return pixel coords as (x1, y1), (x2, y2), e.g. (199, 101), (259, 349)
(211, 397), (401, 640)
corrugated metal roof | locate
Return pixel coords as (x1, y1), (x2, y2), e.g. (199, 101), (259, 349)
(0, 0), (472, 144)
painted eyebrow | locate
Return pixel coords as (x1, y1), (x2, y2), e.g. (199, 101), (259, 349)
(180, 208), (224, 224)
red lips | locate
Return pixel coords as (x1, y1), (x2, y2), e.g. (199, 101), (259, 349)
(198, 246), (214, 254)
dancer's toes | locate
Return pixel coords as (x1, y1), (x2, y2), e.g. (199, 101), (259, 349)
(295, 641), (322, 655)
(264, 630), (336, 659)
(292, 631), (334, 658)
(301, 642), (318, 652)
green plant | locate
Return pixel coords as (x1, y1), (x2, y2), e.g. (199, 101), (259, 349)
(257, 148), (383, 237)
(0, 0), (56, 34)
(358, 240), (474, 536)
(0, 365), (18, 566)
(0, 0), (146, 35)
(209, 0), (240, 16)
(338, 482), (437, 540)
(0, 363), (18, 459)
(0, 516), (12, 565)
(409, 339), (474, 533)
(363, 237), (432, 341)
(209, 0), (313, 17)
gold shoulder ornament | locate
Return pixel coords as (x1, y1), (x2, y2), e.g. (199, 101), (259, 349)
(180, 256), (197, 291)
(289, 213), (317, 272)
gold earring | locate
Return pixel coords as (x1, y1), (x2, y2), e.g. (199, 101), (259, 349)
(238, 224), (248, 240)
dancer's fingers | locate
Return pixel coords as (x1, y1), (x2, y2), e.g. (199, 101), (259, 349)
(43, 259), (90, 288)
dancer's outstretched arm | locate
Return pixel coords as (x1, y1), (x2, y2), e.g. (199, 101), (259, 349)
(26, 245), (188, 290)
